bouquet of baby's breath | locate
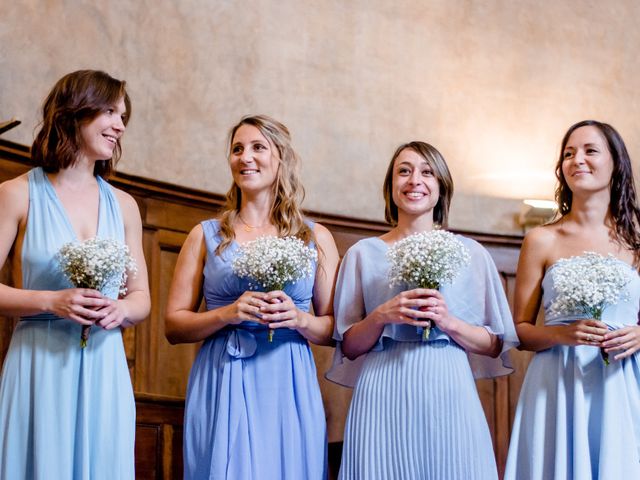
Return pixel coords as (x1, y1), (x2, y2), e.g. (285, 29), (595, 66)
(232, 235), (317, 342)
(57, 238), (137, 348)
(387, 229), (470, 340)
(549, 252), (630, 364)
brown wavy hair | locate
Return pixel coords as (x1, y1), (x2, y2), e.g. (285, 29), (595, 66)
(383, 141), (454, 227)
(216, 115), (314, 255)
(555, 120), (640, 260)
(31, 70), (131, 178)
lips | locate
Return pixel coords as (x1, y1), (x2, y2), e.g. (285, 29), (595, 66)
(103, 134), (117, 145)
(405, 191), (427, 199)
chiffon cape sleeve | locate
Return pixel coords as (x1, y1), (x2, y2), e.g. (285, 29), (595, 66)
(325, 236), (518, 388)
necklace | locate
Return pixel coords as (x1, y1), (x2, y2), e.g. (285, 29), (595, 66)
(237, 213), (270, 232)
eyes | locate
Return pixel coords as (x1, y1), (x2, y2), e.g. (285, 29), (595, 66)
(563, 147), (599, 159)
(231, 143), (268, 155)
(105, 107), (127, 123)
(397, 167), (434, 177)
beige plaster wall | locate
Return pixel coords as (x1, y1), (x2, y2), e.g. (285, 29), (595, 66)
(2, 0), (639, 234)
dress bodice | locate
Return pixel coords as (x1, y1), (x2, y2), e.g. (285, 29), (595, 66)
(21, 168), (124, 322)
(201, 220), (316, 321)
(541, 258), (640, 328)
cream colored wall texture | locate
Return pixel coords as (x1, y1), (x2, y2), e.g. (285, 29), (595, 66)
(2, 0), (638, 234)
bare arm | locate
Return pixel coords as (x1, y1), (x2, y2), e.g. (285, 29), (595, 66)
(96, 190), (151, 329)
(164, 224), (269, 344)
(341, 288), (433, 360)
(515, 228), (607, 351)
(0, 175), (109, 323)
(422, 289), (502, 357)
(260, 223), (340, 345)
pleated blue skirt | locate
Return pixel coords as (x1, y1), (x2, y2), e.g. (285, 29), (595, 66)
(339, 339), (497, 480)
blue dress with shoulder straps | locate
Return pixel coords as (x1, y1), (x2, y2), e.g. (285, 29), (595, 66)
(0, 167), (135, 479)
(183, 219), (327, 480)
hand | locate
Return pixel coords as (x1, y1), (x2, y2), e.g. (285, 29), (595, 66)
(259, 291), (307, 331)
(49, 288), (110, 326)
(95, 298), (130, 330)
(602, 325), (640, 361)
(372, 288), (432, 328)
(554, 319), (608, 347)
(418, 290), (456, 332)
(222, 291), (270, 326)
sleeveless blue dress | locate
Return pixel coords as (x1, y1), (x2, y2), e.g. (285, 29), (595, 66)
(326, 235), (518, 480)
(505, 259), (640, 480)
(0, 168), (135, 479)
(183, 219), (327, 480)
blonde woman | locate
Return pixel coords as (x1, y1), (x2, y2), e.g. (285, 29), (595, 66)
(165, 115), (339, 479)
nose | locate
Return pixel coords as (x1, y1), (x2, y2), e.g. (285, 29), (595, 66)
(113, 115), (125, 133)
(408, 170), (422, 184)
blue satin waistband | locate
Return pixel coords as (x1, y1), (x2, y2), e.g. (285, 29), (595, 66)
(217, 327), (305, 359)
(20, 313), (63, 322)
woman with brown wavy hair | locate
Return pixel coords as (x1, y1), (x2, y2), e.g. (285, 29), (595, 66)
(0, 70), (150, 478)
(506, 120), (640, 479)
(165, 114), (339, 479)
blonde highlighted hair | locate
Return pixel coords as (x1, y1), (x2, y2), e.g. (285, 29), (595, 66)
(216, 115), (314, 255)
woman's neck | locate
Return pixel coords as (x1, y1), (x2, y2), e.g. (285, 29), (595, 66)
(565, 190), (611, 228)
(47, 159), (97, 190)
(382, 213), (435, 243)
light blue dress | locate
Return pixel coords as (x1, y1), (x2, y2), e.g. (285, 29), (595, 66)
(183, 219), (327, 480)
(505, 259), (640, 480)
(0, 167), (135, 479)
(326, 235), (518, 480)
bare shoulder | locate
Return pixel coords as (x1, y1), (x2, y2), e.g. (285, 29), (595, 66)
(0, 173), (29, 219)
(111, 187), (143, 231)
(520, 224), (560, 269)
(312, 222), (338, 250)
(523, 224), (559, 250)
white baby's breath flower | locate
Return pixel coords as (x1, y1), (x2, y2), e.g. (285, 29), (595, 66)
(549, 252), (630, 319)
(387, 229), (470, 290)
(232, 236), (317, 292)
(386, 230), (470, 341)
(57, 238), (137, 347)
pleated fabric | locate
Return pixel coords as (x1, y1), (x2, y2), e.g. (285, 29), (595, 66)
(340, 340), (497, 480)
(327, 235), (518, 480)
(183, 219), (327, 480)
(505, 259), (640, 480)
(0, 167), (135, 479)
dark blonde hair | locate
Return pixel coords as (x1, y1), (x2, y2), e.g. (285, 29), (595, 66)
(216, 115), (313, 255)
(382, 141), (454, 227)
(555, 120), (640, 257)
(31, 70), (131, 178)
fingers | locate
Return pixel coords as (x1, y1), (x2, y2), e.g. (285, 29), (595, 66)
(68, 314), (95, 326)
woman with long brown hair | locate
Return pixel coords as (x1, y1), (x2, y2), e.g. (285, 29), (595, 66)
(505, 120), (640, 479)
(165, 115), (339, 479)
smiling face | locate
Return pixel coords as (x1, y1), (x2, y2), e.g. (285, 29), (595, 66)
(229, 124), (280, 195)
(561, 125), (614, 196)
(78, 96), (127, 162)
(391, 148), (440, 220)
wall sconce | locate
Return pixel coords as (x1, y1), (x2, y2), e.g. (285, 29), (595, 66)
(518, 199), (557, 231)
